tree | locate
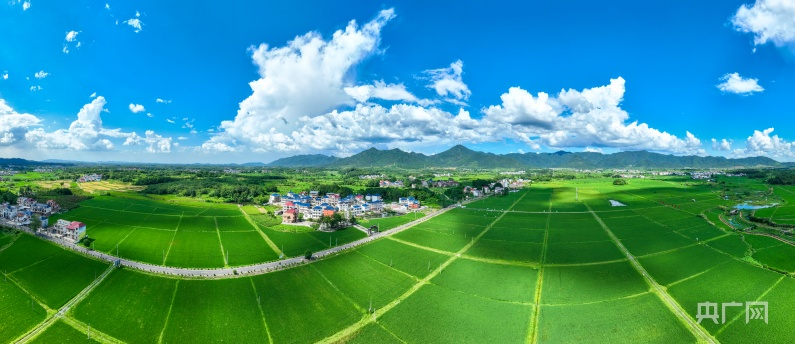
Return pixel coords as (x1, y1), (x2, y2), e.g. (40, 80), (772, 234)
(304, 250), (313, 260)
(613, 179), (627, 186)
(29, 215), (41, 231)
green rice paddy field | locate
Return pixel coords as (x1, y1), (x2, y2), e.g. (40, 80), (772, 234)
(47, 195), (367, 268)
(3, 177), (795, 343)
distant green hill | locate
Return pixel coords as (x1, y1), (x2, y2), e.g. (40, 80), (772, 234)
(0, 158), (61, 167)
(265, 154), (340, 167)
(267, 146), (781, 169)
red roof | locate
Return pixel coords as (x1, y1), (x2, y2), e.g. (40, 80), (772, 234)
(285, 201), (294, 206)
(66, 221), (85, 230)
(285, 209), (297, 214)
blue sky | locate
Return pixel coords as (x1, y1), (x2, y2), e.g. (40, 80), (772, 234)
(1, 0), (794, 163)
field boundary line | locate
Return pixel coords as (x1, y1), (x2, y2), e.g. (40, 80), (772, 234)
(318, 191), (529, 344)
(529, 191), (552, 344)
(353, 251), (418, 281)
(459, 254), (540, 268)
(664, 259), (733, 288)
(386, 237), (456, 257)
(60, 316), (125, 344)
(249, 277), (274, 344)
(157, 279), (180, 344)
(431, 280), (534, 306)
(162, 213), (183, 265)
(587, 204), (718, 344)
(715, 275), (784, 336)
(0, 233), (20, 253)
(309, 263), (369, 313)
(214, 218), (228, 267)
(540, 290), (650, 307)
(240, 208), (284, 257)
(375, 322), (408, 344)
(14, 264), (115, 344)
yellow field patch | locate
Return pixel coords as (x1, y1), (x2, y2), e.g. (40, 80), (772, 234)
(77, 181), (145, 193)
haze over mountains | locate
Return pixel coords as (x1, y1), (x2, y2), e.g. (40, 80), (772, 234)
(0, 145), (784, 168)
(265, 145), (783, 169)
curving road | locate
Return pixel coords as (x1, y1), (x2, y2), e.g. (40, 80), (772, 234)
(9, 198), (481, 278)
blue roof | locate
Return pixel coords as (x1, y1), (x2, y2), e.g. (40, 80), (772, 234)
(313, 206), (323, 210)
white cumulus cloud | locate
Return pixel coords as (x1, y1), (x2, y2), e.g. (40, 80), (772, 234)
(156, 98), (172, 104)
(204, 9), (396, 152)
(733, 128), (795, 160)
(0, 99), (42, 146)
(732, 0), (795, 47)
(129, 103), (145, 113)
(22, 1), (30, 11)
(344, 81), (418, 103)
(424, 60), (471, 104)
(712, 138), (733, 151)
(717, 73), (764, 95)
(125, 18), (143, 33)
(34, 70), (48, 79)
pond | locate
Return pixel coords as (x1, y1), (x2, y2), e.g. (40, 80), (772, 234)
(734, 202), (777, 210)
(609, 200), (626, 207)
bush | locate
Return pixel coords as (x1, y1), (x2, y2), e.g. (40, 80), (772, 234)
(613, 179), (627, 185)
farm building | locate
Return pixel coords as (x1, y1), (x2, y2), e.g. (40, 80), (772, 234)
(283, 209), (298, 223)
(52, 219), (87, 242)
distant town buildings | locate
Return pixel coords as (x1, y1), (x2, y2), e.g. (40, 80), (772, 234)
(78, 173), (103, 182)
(1, 197), (60, 226)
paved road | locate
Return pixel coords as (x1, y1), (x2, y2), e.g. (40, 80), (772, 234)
(5, 199), (478, 278)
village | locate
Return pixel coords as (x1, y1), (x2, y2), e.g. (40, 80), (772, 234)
(0, 197), (86, 242)
(271, 178), (516, 225)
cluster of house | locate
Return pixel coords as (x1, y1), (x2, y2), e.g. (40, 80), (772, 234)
(270, 191), (421, 223)
(690, 171), (747, 180)
(1, 197), (61, 226)
(0, 169), (20, 176)
(420, 178), (461, 188)
(379, 180), (405, 188)
(0, 197), (86, 241)
(78, 174), (102, 182)
(358, 174), (385, 179)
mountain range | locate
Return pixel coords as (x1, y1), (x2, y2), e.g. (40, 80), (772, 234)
(265, 145), (784, 169)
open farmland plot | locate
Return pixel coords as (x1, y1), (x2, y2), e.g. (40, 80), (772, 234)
(433, 258), (538, 302)
(360, 213), (423, 231)
(637, 244), (733, 286)
(73, 269), (177, 344)
(717, 278), (795, 344)
(253, 266), (363, 344)
(0, 277), (46, 343)
(29, 320), (96, 344)
(141, 214), (181, 230)
(541, 261), (648, 305)
(483, 226), (545, 243)
(536, 293), (695, 343)
(219, 231), (279, 266)
(345, 323), (403, 344)
(393, 226), (479, 253)
(311, 250), (415, 309)
(467, 238), (544, 263)
(117, 227), (175, 265)
(177, 216), (217, 232)
(0, 234), (63, 273)
(466, 191), (525, 210)
(163, 278), (268, 343)
(667, 259), (782, 334)
(676, 224), (726, 242)
(494, 212), (549, 229)
(544, 241), (624, 264)
(84, 223), (135, 252)
(12, 250), (108, 309)
(705, 234), (749, 258)
(620, 231), (694, 256)
(380, 283), (533, 343)
(261, 227), (327, 257)
(752, 243), (795, 273)
(308, 227), (367, 248)
(215, 216), (254, 231)
(197, 207), (244, 217)
(357, 238), (450, 278)
(165, 230), (224, 268)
